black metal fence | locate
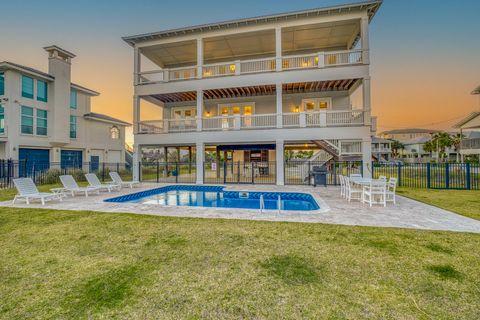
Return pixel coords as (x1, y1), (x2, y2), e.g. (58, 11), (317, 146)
(284, 160), (362, 185)
(140, 161), (197, 184)
(372, 162), (480, 190)
(0, 160), (132, 189)
(204, 161), (276, 184)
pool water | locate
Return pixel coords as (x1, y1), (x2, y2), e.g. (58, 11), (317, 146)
(105, 185), (319, 211)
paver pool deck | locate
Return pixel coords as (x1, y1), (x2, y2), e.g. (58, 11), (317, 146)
(2, 183), (479, 233)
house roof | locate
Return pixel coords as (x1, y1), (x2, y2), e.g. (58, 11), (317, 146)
(83, 112), (130, 126)
(380, 128), (439, 135)
(122, 0), (382, 46)
(371, 136), (391, 143)
(472, 85), (480, 95)
(0, 61), (99, 96)
(453, 112), (480, 128)
(401, 136), (431, 145)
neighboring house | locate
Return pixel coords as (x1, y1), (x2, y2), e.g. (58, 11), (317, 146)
(124, 0), (382, 184)
(0, 46), (129, 168)
(371, 137), (392, 161)
(379, 128), (439, 141)
(453, 85), (480, 157)
(399, 136), (431, 159)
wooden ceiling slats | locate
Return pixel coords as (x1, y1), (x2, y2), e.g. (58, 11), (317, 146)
(151, 79), (360, 102)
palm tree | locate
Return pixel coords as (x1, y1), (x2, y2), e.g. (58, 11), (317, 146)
(391, 140), (404, 159)
(450, 133), (464, 162)
(423, 140), (434, 158)
(431, 132), (454, 162)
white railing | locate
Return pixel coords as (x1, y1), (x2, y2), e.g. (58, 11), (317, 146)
(326, 111), (364, 126)
(202, 116), (234, 131)
(282, 113), (300, 127)
(136, 49), (365, 84)
(169, 67), (197, 81)
(240, 58), (276, 74)
(241, 114), (276, 129)
(340, 141), (363, 154)
(324, 50), (363, 67)
(461, 138), (480, 150)
(203, 63), (236, 78)
(282, 53), (318, 70)
(137, 121), (164, 134)
(167, 119), (197, 132)
(306, 112), (322, 127)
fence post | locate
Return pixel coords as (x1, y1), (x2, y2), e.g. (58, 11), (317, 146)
(116, 162), (120, 172)
(139, 161), (142, 182)
(237, 161), (241, 183)
(466, 163), (471, 190)
(445, 163), (450, 189)
(397, 163), (402, 187)
(176, 162), (179, 183)
(156, 161), (159, 183)
(333, 161), (337, 185)
(32, 162), (36, 183)
(101, 162), (105, 181)
(360, 160), (363, 177)
(427, 163), (431, 189)
(223, 161), (227, 184)
(308, 161), (311, 186)
(252, 162), (255, 184)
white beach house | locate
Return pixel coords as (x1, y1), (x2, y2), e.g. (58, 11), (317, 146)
(124, 0), (382, 185)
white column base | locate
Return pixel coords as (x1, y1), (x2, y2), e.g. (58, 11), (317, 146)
(276, 139), (285, 185)
(196, 142), (205, 184)
(362, 138), (372, 178)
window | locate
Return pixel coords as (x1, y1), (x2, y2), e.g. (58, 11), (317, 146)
(21, 106), (34, 134)
(110, 126), (120, 139)
(37, 80), (48, 102)
(301, 98), (332, 111)
(70, 89), (77, 109)
(0, 72), (4, 96)
(70, 115), (77, 138)
(36, 109), (48, 136)
(21, 75), (34, 99)
(0, 105), (4, 134)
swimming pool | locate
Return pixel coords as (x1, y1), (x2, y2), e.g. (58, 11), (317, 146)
(105, 185), (320, 211)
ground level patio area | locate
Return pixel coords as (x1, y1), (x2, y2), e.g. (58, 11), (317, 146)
(2, 184), (479, 233)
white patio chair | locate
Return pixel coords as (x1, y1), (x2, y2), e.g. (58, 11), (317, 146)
(349, 173), (362, 180)
(338, 175), (346, 198)
(362, 180), (387, 207)
(345, 176), (363, 202)
(109, 172), (140, 189)
(60, 175), (100, 197)
(378, 175), (387, 182)
(13, 178), (62, 205)
(386, 177), (398, 205)
(85, 173), (121, 192)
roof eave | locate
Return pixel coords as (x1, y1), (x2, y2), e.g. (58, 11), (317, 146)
(0, 62), (54, 81)
(122, 0), (382, 46)
(84, 115), (130, 126)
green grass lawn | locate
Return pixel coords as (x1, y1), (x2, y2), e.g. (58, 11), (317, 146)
(397, 188), (480, 221)
(1, 208), (479, 319)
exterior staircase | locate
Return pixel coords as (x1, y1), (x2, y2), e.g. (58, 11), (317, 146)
(312, 140), (362, 162)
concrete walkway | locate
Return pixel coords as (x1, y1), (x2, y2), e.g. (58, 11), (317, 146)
(2, 184), (480, 233)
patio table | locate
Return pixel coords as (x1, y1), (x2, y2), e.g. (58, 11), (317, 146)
(50, 187), (68, 198)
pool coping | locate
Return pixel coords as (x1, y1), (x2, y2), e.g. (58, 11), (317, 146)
(103, 184), (331, 214)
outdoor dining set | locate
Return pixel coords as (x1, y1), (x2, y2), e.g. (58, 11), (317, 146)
(339, 174), (397, 207)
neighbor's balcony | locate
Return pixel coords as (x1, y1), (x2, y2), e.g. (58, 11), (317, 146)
(137, 110), (365, 134)
(461, 138), (480, 151)
(137, 49), (364, 85)
(372, 147), (391, 153)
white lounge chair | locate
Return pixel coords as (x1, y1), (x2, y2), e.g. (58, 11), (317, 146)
(386, 177), (397, 205)
(85, 173), (121, 192)
(109, 172), (140, 189)
(60, 175), (100, 197)
(362, 180), (387, 207)
(13, 178), (62, 205)
(338, 175), (346, 198)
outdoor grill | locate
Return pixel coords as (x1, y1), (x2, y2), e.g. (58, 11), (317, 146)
(309, 165), (328, 187)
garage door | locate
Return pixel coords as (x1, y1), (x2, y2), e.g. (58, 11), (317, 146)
(19, 148), (50, 176)
(61, 150), (83, 169)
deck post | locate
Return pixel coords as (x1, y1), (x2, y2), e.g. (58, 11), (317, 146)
(196, 142), (204, 184)
(276, 83), (283, 128)
(362, 76), (371, 126)
(132, 144), (140, 182)
(196, 89), (203, 131)
(275, 27), (282, 72)
(276, 139), (284, 185)
(360, 15), (370, 65)
(197, 38), (203, 79)
(362, 137), (372, 178)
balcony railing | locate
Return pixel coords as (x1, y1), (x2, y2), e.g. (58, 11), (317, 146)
(461, 138), (480, 150)
(137, 110), (366, 134)
(137, 49), (364, 84)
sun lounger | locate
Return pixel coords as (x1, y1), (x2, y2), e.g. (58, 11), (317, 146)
(13, 178), (62, 205)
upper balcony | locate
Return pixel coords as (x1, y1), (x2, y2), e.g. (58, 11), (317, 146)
(128, 6), (374, 88)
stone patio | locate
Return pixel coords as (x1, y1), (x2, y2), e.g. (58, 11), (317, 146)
(2, 183), (480, 233)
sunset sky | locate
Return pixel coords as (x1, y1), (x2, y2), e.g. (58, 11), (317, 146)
(1, 0), (479, 145)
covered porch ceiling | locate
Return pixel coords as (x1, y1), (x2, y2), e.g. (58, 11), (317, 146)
(148, 79), (361, 103)
(140, 19), (360, 68)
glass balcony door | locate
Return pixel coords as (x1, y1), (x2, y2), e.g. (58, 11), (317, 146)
(218, 103), (254, 129)
(302, 98), (332, 112)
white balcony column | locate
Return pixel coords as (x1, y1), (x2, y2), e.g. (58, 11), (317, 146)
(319, 110), (327, 127)
(196, 89), (203, 131)
(132, 144), (140, 182)
(196, 141), (205, 184)
(197, 38), (203, 79)
(276, 83), (283, 128)
(363, 76), (371, 125)
(360, 16), (370, 64)
(276, 139), (285, 185)
(275, 27), (282, 72)
(317, 52), (325, 68)
(362, 137), (372, 178)
(234, 115), (241, 130)
(133, 47), (141, 85)
(133, 95), (140, 134)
